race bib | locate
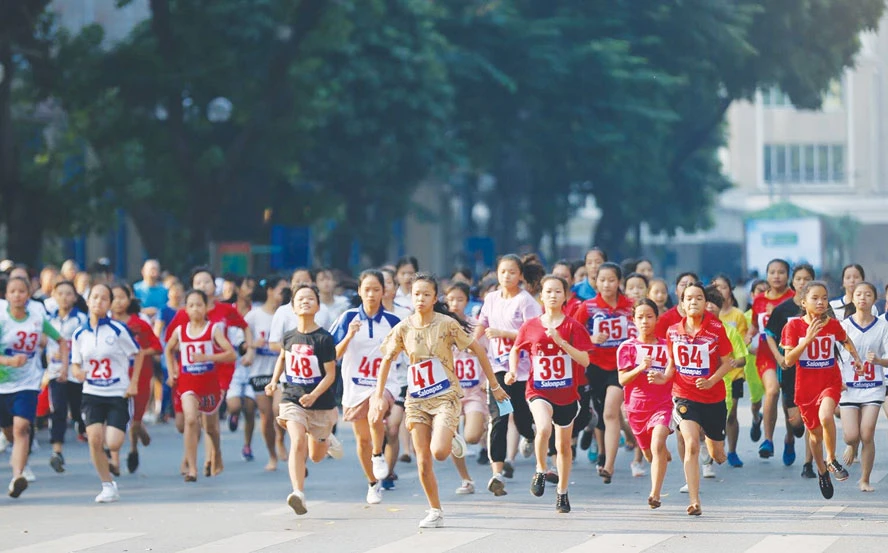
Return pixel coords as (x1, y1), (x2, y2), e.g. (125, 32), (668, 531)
(407, 358), (451, 399)
(455, 356), (480, 388)
(593, 316), (632, 348)
(635, 344), (668, 373)
(798, 336), (834, 369)
(86, 358), (120, 387)
(848, 361), (883, 389)
(758, 313), (770, 337)
(180, 340), (214, 375)
(532, 354), (572, 389)
(352, 355), (382, 387)
(673, 342), (710, 377)
(284, 345), (322, 386)
(491, 337), (514, 365)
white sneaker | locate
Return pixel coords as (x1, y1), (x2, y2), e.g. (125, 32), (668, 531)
(366, 481), (383, 505)
(700, 447), (712, 465)
(326, 434), (343, 460)
(680, 483), (689, 493)
(630, 461), (646, 478)
(0, 433), (9, 453)
(95, 482), (119, 503)
(418, 508), (444, 528)
(520, 437), (533, 458)
(287, 489), (307, 515)
(702, 463), (716, 479)
(22, 465), (36, 482)
(371, 454), (388, 480)
(451, 433), (467, 459)
(455, 479), (475, 495)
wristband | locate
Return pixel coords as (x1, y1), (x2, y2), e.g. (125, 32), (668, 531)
(490, 385), (502, 392)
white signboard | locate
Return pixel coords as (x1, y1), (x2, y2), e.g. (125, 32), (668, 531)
(745, 217), (822, 276)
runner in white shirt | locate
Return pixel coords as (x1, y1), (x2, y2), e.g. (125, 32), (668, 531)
(317, 268), (351, 324)
(269, 269), (332, 350)
(394, 256), (418, 312)
(71, 284), (143, 503)
(838, 282), (888, 492)
(381, 267), (411, 471)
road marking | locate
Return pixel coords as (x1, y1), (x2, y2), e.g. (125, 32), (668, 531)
(258, 502), (327, 516)
(176, 531), (310, 552)
(362, 531), (491, 553)
(561, 534), (673, 552)
(809, 505), (846, 519)
(870, 469), (887, 483)
(3, 532), (145, 553)
(744, 535), (839, 553)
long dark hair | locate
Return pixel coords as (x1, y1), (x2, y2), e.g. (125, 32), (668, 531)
(414, 273), (472, 334)
(110, 283), (141, 315)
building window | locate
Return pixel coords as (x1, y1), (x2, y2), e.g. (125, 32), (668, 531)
(763, 143), (846, 185)
(761, 80), (844, 110)
(762, 88), (792, 107)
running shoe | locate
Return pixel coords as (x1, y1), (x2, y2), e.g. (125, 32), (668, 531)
(326, 434), (343, 460)
(700, 447), (712, 465)
(579, 430), (593, 451)
(287, 489), (307, 515)
(801, 462), (817, 479)
(680, 483), (689, 493)
(555, 492), (571, 514)
(520, 437), (533, 458)
(241, 446), (254, 462)
(455, 480), (475, 495)
(127, 451), (139, 474)
(22, 465), (36, 482)
(399, 454), (411, 463)
(49, 452), (65, 474)
(783, 441), (796, 466)
(818, 471), (834, 499)
(76, 433), (88, 443)
(750, 413), (763, 442)
(228, 413), (239, 432)
(758, 439), (774, 458)
(418, 508), (444, 528)
(792, 423), (805, 438)
(630, 461), (646, 477)
(502, 460), (514, 479)
(476, 448), (489, 465)
(827, 460), (849, 481)
(545, 469), (559, 484)
(530, 472), (546, 497)
(8, 476), (27, 498)
(381, 477), (395, 490)
(702, 463), (716, 479)
(95, 481), (119, 503)
(0, 434), (9, 453)
(727, 452), (743, 468)
(371, 454), (388, 480)
(366, 481), (383, 505)
(587, 440), (599, 464)
(487, 473), (507, 496)
(451, 433), (467, 459)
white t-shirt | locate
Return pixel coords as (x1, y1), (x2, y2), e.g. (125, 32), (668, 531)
(46, 309), (89, 381)
(245, 307), (278, 378)
(72, 318), (140, 397)
(0, 307), (54, 393)
(840, 316), (888, 404)
(269, 303), (332, 344)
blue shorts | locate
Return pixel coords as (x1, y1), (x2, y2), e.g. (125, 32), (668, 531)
(0, 390), (40, 427)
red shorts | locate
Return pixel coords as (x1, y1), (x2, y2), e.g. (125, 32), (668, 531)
(796, 370), (842, 430)
(216, 363), (235, 392)
(36, 387), (51, 418)
(626, 403), (673, 451)
(129, 364), (154, 422)
(178, 373), (223, 415)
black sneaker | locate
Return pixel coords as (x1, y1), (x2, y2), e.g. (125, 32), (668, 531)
(228, 413), (239, 432)
(827, 460), (849, 481)
(476, 448), (489, 465)
(530, 472), (546, 497)
(544, 469), (559, 484)
(127, 451), (139, 474)
(49, 452), (65, 474)
(579, 430), (593, 451)
(556, 492), (571, 513)
(502, 460), (514, 479)
(791, 423), (805, 438)
(818, 471), (834, 499)
(750, 413), (763, 442)
(801, 462), (816, 479)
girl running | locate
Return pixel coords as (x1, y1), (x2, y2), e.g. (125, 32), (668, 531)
(648, 278), (669, 317)
(46, 281), (88, 473)
(511, 275), (592, 513)
(330, 270), (403, 505)
(659, 281), (734, 516)
(782, 280), (864, 499)
(110, 284), (162, 474)
(654, 272), (699, 338)
(624, 273), (649, 303)
(747, 259), (794, 459)
(71, 284), (141, 502)
(265, 284), (341, 516)
(476, 254), (542, 496)
(164, 289), (236, 482)
(376, 273), (507, 528)
(571, 262), (635, 483)
(394, 256), (418, 311)
(838, 282), (888, 492)
(618, 299), (673, 508)
(1, 276), (68, 498)
(829, 264), (875, 319)
(573, 248), (606, 301)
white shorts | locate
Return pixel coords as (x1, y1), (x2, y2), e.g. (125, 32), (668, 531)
(228, 366), (255, 401)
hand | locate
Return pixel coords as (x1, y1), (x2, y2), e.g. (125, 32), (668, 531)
(8, 354), (27, 368)
(866, 351), (876, 363)
(347, 319), (362, 338)
(639, 355), (652, 371)
(124, 383), (138, 398)
(545, 326), (561, 344)
(695, 377), (715, 390)
(647, 371), (667, 385)
(591, 333), (608, 345)
(167, 373), (178, 387)
(484, 328), (503, 340)
(242, 349), (255, 367)
(504, 372), (517, 386)
(192, 352), (209, 363)
(72, 367), (86, 381)
(805, 318), (825, 343)
(254, 336), (267, 349)
(491, 386), (509, 402)
(57, 371), (68, 384)
(299, 393), (316, 408)
(369, 395), (386, 424)
(264, 382), (277, 396)
(776, 353), (786, 368)
(853, 359), (865, 375)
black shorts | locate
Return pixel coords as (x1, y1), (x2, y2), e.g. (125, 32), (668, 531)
(395, 386), (408, 408)
(839, 400), (884, 408)
(249, 375), (273, 393)
(780, 367), (797, 410)
(731, 378), (744, 401)
(586, 365), (621, 431)
(529, 397), (580, 427)
(673, 397), (726, 441)
(81, 394), (130, 431)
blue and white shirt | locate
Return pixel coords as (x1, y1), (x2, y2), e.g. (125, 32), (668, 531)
(72, 317), (139, 397)
(46, 309), (89, 381)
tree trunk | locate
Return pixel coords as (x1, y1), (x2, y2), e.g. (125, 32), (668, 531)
(592, 201), (631, 261)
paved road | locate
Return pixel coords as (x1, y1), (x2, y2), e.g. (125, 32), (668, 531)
(2, 406), (888, 553)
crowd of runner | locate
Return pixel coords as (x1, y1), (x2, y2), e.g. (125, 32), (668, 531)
(0, 252), (886, 528)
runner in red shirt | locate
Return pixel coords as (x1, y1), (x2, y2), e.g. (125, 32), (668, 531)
(782, 280), (864, 500)
(570, 262), (634, 483)
(654, 272), (699, 339)
(658, 282), (733, 516)
(510, 275), (592, 514)
(746, 259), (794, 459)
